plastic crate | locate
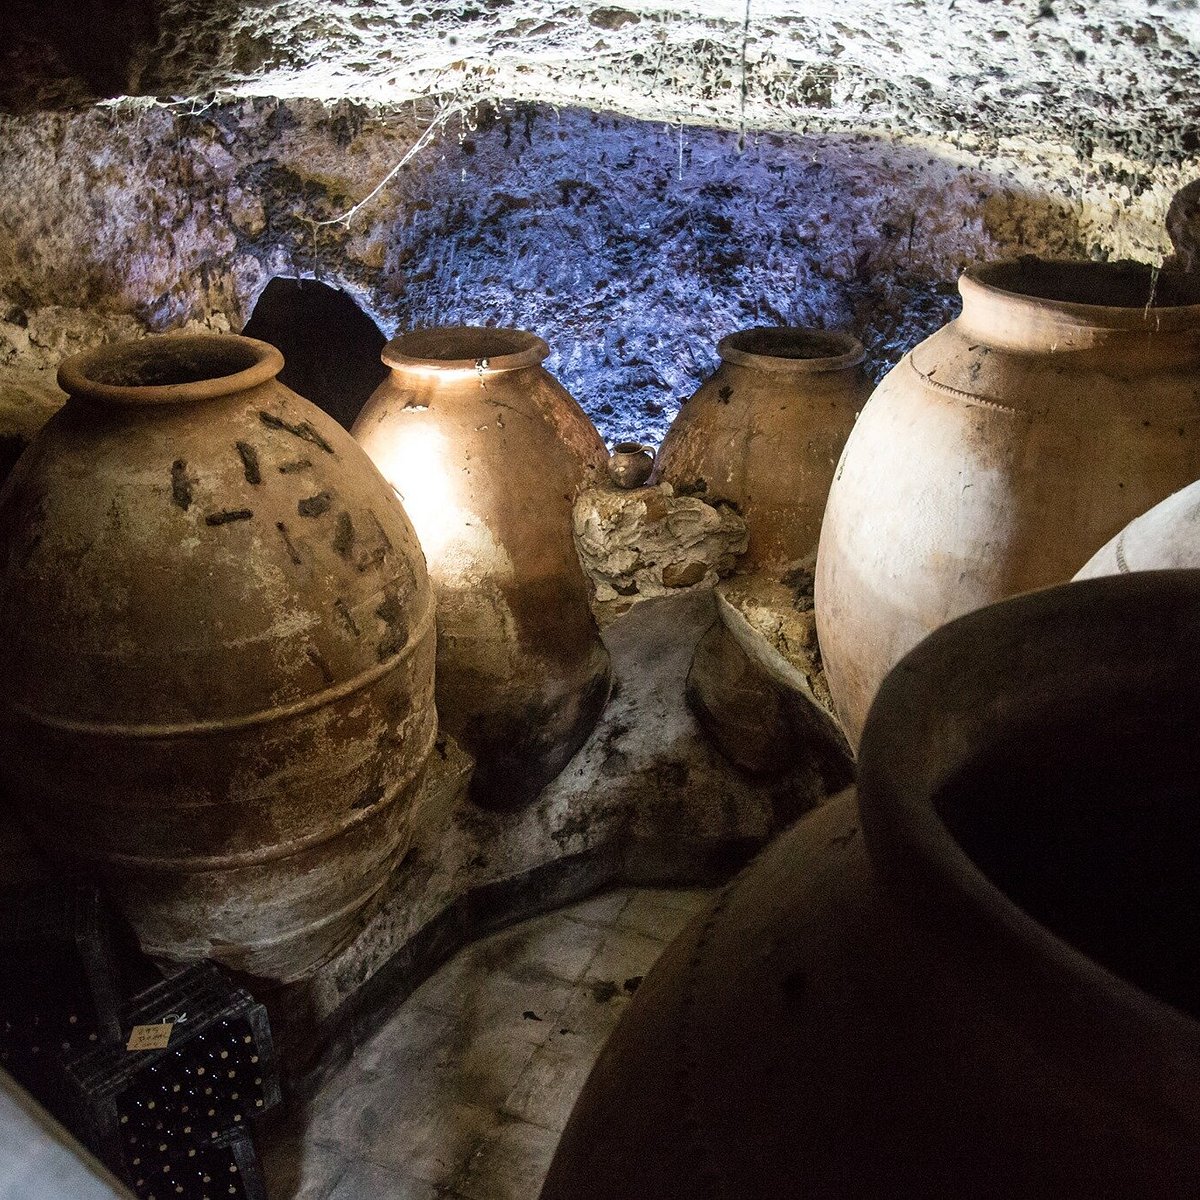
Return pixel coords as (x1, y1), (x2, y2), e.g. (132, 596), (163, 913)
(64, 963), (280, 1200)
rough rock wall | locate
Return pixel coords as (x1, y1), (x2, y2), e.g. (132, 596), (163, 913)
(1, 98), (1191, 446)
(31, 0), (1200, 164)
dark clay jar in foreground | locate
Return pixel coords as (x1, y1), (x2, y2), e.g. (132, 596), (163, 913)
(542, 570), (1200, 1199)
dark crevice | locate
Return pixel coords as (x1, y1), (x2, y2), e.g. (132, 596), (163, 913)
(242, 277), (388, 430)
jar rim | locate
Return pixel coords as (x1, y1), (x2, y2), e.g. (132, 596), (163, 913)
(58, 334), (284, 406)
(382, 326), (550, 373)
(717, 327), (865, 373)
(961, 258), (1200, 330)
(857, 569), (1200, 1050)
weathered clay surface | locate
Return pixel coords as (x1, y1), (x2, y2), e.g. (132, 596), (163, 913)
(270, 589), (832, 1085)
(573, 483), (747, 620)
(817, 258), (1200, 748)
(354, 326), (611, 811)
(0, 334), (438, 982)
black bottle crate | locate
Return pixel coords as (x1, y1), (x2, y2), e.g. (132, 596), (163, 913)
(0, 883), (125, 1113)
(63, 962), (280, 1200)
(119, 1125), (267, 1200)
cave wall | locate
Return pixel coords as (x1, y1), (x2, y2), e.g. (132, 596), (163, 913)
(0, 95), (1191, 446)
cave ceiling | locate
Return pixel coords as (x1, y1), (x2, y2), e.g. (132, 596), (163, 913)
(7, 1), (1200, 163)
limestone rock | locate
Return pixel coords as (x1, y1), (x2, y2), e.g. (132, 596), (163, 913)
(573, 483), (747, 622)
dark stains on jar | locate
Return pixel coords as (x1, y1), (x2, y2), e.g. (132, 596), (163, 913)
(170, 459), (194, 510)
(306, 646), (335, 686)
(333, 511), (356, 558)
(258, 410), (335, 454)
(375, 588), (410, 661)
(298, 491), (333, 518)
(235, 440), (262, 485)
(206, 508), (254, 526)
(276, 521), (302, 565)
(334, 597), (361, 638)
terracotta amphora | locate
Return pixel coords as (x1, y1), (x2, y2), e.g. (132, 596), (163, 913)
(0, 334), (437, 982)
(816, 258), (1200, 749)
(1076, 477), (1200, 577)
(541, 570), (1200, 1200)
(352, 326), (611, 810)
(654, 327), (869, 573)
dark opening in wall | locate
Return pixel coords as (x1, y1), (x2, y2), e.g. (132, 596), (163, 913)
(241, 278), (388, 430)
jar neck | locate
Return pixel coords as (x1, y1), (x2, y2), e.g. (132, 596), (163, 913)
(958, 267), (1200, 369)
(382, 327), (549, 374)
(58, 335), (283, 406)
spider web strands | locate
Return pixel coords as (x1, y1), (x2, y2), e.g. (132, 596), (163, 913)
(313, 100), (473, 229)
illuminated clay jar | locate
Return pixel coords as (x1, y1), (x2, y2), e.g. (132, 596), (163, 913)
(0, 335), (437, 983)
(542, 571), (1200, 1200)
(654, 328), (870, 572)
(352, 327), (611, 810)
(816, 259), (1200, 749)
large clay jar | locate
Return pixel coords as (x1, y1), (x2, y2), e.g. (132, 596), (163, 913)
(654, 327), (869, 572)
(816, 258), (1200, 749)
(1076, 478), (1200, 577)
(0, 334), (437, 983)
(542, 570), (1200, 1200)
(352, 327), (611, 809)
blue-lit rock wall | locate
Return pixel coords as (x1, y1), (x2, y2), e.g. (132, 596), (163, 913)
(0, 100), (1178, 446)
(365, 108), (1085, 443)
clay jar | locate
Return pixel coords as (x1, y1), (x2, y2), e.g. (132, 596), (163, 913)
(0, 335), (437, 983)
(607, 442), (655, 489)
(816, 258), (1200, 749)
(1076, 479), (1200, 577)
(541, 570), (1200, 1200)
(352, 327), (611, 810)
(654, 327), (869, 572)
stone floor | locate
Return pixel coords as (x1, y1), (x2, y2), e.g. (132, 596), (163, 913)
(261, 886), (712, 1199)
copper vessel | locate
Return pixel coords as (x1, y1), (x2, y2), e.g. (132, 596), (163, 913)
(654, 328), (869, 572)
(0, 334), (437, 982)
(543, 571), (1200, 1199)
(816, 259), (1200, 749)
(352, 327), (610, 809)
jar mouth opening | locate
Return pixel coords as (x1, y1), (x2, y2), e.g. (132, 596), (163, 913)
(964, 258), (1200, 313)
(382, 326), (549, 372)
(58, 335), (283, 405)
(857, 570), (1200, 1037)
(718, 327), (865, 372)
(612, 441), (650, 454)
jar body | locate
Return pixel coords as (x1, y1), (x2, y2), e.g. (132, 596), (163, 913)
(655, 329), (868, 573)
(1076, 479), (1200, 577)
(816, 260), (1200, 748)
(543, 571), (1200, 1199)
(0, 335), (437, 982)
(352, 328), (611, 809)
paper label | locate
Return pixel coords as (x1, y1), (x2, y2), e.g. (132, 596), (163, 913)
(126, 1022), (174, 1051)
